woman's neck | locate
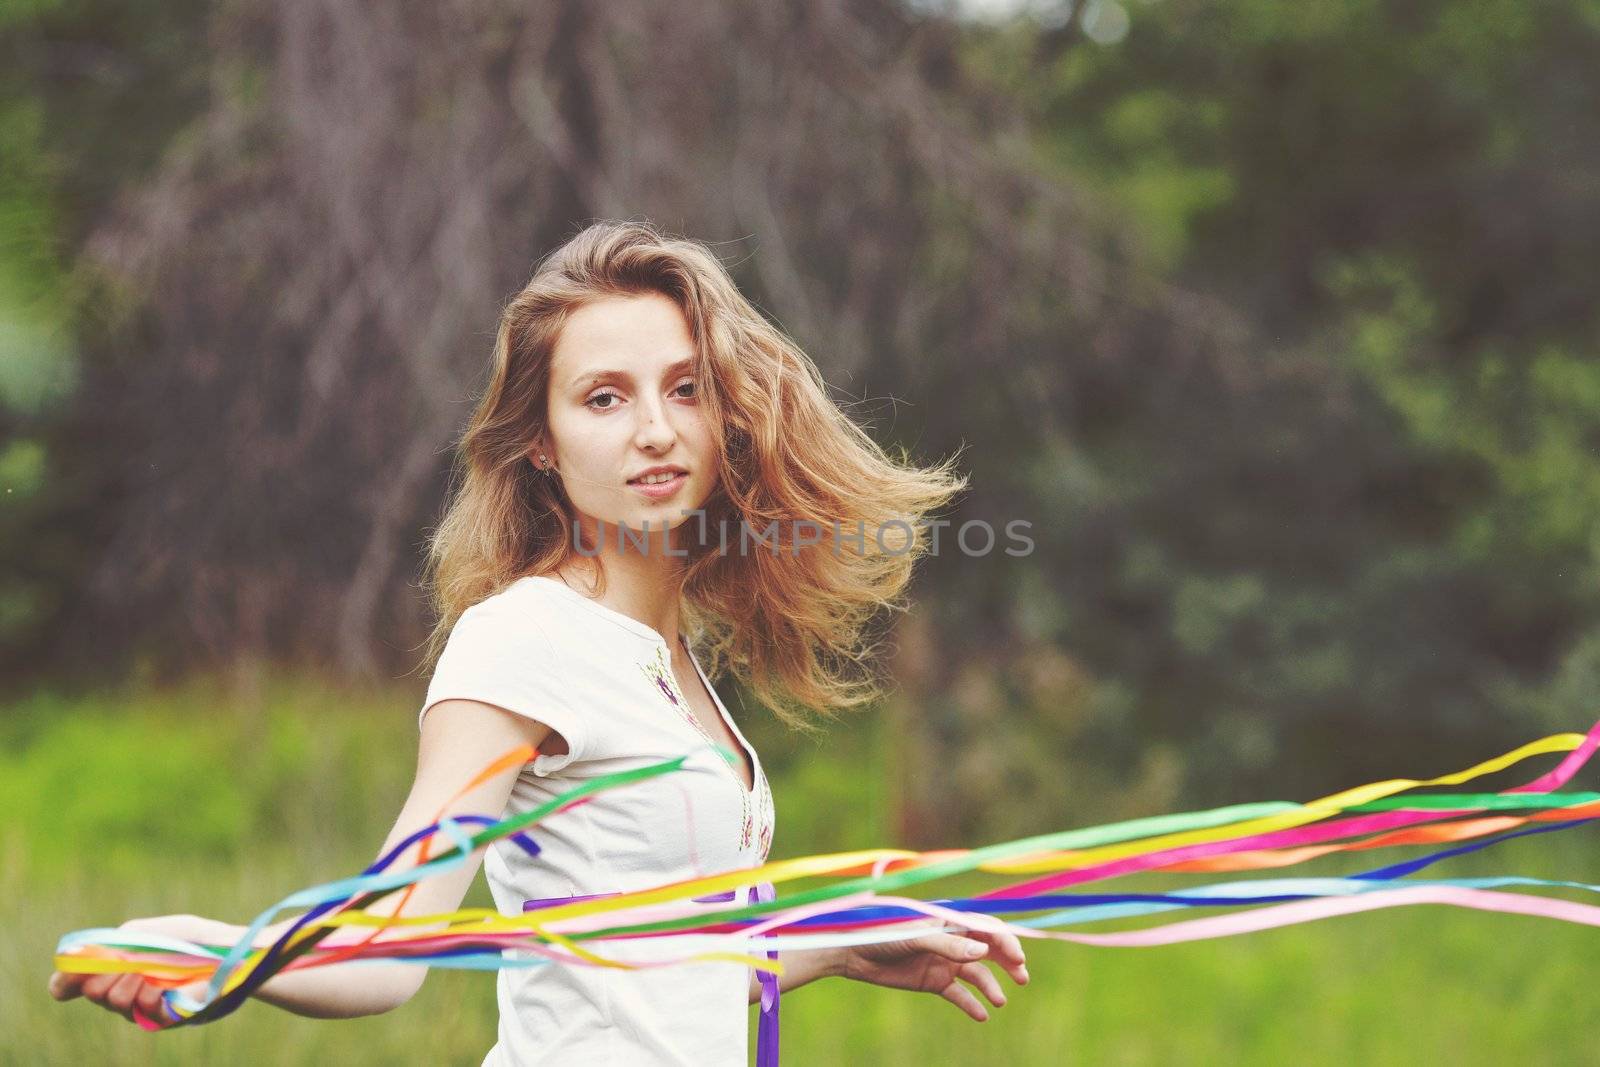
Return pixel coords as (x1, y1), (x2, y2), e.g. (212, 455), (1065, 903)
(554, 534), (686, 647)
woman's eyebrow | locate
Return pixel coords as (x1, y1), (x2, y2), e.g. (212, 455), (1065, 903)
(569, 356), (695, 391)
(569, 369), (618, 390)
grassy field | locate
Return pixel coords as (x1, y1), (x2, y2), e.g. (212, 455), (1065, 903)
(5, 674), (1599, 1065)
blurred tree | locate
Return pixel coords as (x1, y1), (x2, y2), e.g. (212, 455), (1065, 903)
(956, 0), (1600, 805)
(6, 0), (1600, 842)
(0, 0), (208, 678)
(2, 4), (1239, 702)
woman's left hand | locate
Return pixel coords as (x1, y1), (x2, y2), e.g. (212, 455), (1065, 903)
(49, 914), (236, 1027)
(839, 925), (1030, 1021)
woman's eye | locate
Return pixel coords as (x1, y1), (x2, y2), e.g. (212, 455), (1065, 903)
(673, 380), (697, 399)
(584, 390), (621, 410)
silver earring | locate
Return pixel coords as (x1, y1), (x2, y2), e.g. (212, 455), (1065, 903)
(538, 453), (551, 475)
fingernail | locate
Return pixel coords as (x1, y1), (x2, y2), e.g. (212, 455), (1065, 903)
(965, 942), (985, 958)
(1019, 966), (1030, 982)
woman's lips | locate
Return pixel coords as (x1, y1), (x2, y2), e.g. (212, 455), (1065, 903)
(628, 472), (688, 499)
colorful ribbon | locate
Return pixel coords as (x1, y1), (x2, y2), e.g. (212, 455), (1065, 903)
(53, 716), (1600, 1067)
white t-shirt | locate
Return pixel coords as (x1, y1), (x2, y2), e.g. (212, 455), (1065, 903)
(418, 574), (777, 1066)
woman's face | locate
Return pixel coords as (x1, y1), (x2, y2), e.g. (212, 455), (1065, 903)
(541, 292), (718, 539)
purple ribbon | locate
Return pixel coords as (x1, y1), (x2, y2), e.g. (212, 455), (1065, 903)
(521, 885), (778, 1065)
(754, 880), (779, 1067)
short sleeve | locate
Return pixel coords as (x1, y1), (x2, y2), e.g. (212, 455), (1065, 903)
(419, 597), (587, 775)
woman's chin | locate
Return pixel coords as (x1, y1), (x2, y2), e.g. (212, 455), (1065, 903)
(569, 492), (711, 546)
(608, 508), (698, 538)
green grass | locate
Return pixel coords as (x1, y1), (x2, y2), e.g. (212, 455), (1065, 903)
(6, 673), (1600, 1064)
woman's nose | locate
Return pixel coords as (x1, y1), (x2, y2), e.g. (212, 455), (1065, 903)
(633, 397), (676, 451)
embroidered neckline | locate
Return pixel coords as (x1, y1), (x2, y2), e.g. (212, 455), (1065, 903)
(516, 576), (773, 860)
(639, 643), (772, 855)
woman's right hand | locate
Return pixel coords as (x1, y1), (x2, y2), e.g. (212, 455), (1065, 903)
(51, 699), (547, 1025)
(48, 913), (240, 1027)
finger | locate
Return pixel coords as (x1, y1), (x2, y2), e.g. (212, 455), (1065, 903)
(968, 927), (1029, 985)
(135, 982), (171, 1024)
(106, 973), (143, 1017)
(925, 933), (989, 965)
(939, 978), (990, 1022)
(49, 971), (87, 1001)
(977, 926), (1024, 962)
(81, 973), (119, 1002)
(958, 960), (1007, 1008)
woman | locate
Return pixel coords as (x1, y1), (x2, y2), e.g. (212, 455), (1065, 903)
(49, 221), (1030, 1064)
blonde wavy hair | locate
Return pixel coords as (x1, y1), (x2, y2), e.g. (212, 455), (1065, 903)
(420, 219), (967, 729)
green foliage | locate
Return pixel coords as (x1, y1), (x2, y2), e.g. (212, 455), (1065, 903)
(0, 676), (421, 880)
(0, 434), (44, 492)
(0, 95), (75, 415)
(3, 0), (1600, 883)
(9, 678), (1600, 1064)
(0, 0), (212, 671)
(938, 0), (1600, 805)
(1331, 251), (1600, 577)
(0, 0), (66, 28)
(0, 711), (249, 872)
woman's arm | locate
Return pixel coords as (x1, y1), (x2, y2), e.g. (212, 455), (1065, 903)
(51, 698), (552, 1024)
(747, 927), (1029, 1022)
(747, 947), (846, 1004)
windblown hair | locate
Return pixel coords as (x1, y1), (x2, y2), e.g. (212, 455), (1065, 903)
(420, 219), (967, 729)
